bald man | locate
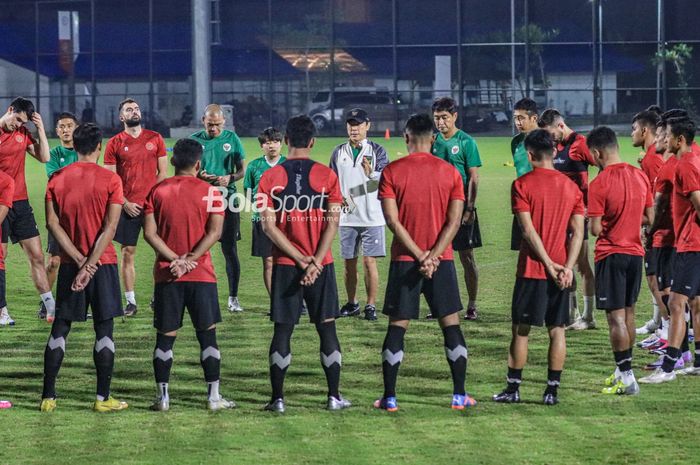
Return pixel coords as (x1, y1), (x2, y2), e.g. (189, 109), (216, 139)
(190, 105), (247, 312)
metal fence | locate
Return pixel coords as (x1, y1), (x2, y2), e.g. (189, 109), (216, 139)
(1, 0), (699, 137)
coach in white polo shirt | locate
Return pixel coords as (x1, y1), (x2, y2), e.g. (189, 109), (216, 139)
(330, 108), (389, 321)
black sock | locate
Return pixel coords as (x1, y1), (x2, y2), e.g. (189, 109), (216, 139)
(614, 349), (632, 373)
(316, 321), (342, 398)
(681, 322), (690, 353)
(442, 325), (467, 395)
(153, 333), (176, 385)
(382, 325), (406, 399)
(196, 328), (220, 383)
(42, 318), (72, 399)
(545, 369), (562, 396)
(93, 318), (115, 400)
(695, 341), (700, 368)
(662, 346), (681, 373)
(269, 323), (294, 400)
(506, 367), (522, 393)
(221, 240), (240, 298)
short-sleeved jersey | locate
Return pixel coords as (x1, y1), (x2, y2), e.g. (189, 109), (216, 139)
(243, 155), (286, 221)
(652, 156), (677, 248)
(0, 171), (16, 270)
(46, 145), (77, 177)
(588, 163), (653, 262)
(143, 176), (224, 283)
(103, 129), (166, 205)
(672, 150), (700, 253)
(553, 132), (596, 204)
(511, 132), (532, 178)
(45, 163), (123, 265)
(640, 144), (664, 190)
(378, 152), (465, 262)
(190, 129), (245, 201)
(512, 168), (584, 279)
(257, 157), (343, 267)
(0, 126), (35, 201)
(431, 129), (482, 189)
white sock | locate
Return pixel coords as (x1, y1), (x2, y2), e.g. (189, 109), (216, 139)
(582, 296), (594, 321)
(659, 324), (669, 340)
(621, 369), (636, 386)
(652, 302), (660, 325)
(228, 296), (236, 303)
(125, 291), (136, 306)
(569, 293), (579, 321)
(158, 382), (169, 401)
(207, 380), (220, 401)
(40, 292), (56, 313)
(614, 366), (621, 379)
(96, 394), (105, 402)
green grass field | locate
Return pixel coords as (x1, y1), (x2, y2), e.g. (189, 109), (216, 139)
(0, 135), (697, 465)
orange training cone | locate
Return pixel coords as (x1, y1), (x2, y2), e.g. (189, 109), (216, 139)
(384, 128), (391, 140)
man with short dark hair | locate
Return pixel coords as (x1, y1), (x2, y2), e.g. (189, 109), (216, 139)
(641, 117), (700, 382)
(509, 97), (539, 251)
(257, 115), (349, 413)
(39, 112), (80, 320)
(191, 104), (246, 313)
(538, 108), (597, 330)
(374, 113), (474, 412)
(143, 138), (234, 411)
(104, 98), (168, 317)
(330, 108), (389, 321)
(493, 129), (584, 406)
(41, 123), (127, 413)
(586, 127), (654, 395)
(243, 127), (286, 298)
(0, 97), (54, 326)
(431, 97), (482, 320)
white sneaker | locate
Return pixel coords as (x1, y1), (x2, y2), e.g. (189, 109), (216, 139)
(676, 366), (700, 376)
(0, 308), (15, 326)
(207, 396), (236, 411)
(228, 297), (243, 313)
(636, 318), (659, 335)
(566, 317), (596, 331)
(639, 368), (677, 384)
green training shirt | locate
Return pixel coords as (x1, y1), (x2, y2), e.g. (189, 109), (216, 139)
(190, 129), (246, 204)
(46, 145), (78, 177)
(243, 154), (286, 220)
(431, 129), (482, 188)
(511, 132), (532, 178)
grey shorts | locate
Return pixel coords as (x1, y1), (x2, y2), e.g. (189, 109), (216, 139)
(339, 225), (386, 259)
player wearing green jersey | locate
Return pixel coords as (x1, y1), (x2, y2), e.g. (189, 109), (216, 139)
(40, 112), (79, 319)
(243, 127), (286, 296)
(431, 97), (482, 320)
(509, 98), (540, 251)
(190, 104), (246, 313)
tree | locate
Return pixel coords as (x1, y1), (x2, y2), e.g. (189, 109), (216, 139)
(654, 43), (695, 115)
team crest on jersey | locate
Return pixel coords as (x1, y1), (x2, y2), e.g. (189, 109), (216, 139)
(223, 143), (232, 152)
(451, 145), (459, 155)
(15, 135), (24, 143)
(124, 146), (129, 152)
(146, 142), (155, 151)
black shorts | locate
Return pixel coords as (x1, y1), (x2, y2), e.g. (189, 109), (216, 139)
(1, 200), (40, 244)
(220, 209), (241, 244)
(46, 230), (61, 256)
(595, 254), (643, 310)
(656, 247), (676, 290)
(644, 247), (659, 276)
(251, 220), (273, 258)
(0, 270), (6, 308)
(671, 252), (700, 297)
(511, 277), (569, 327)
(510, 215), (522, 251)
(114, 211), (143, 247)
(153, 281), (222, 333)
(56, 263), (122, 322)
(383, 260), (463, 320)
(270, 263), (339, 325)
(453, 209), (482, 251)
